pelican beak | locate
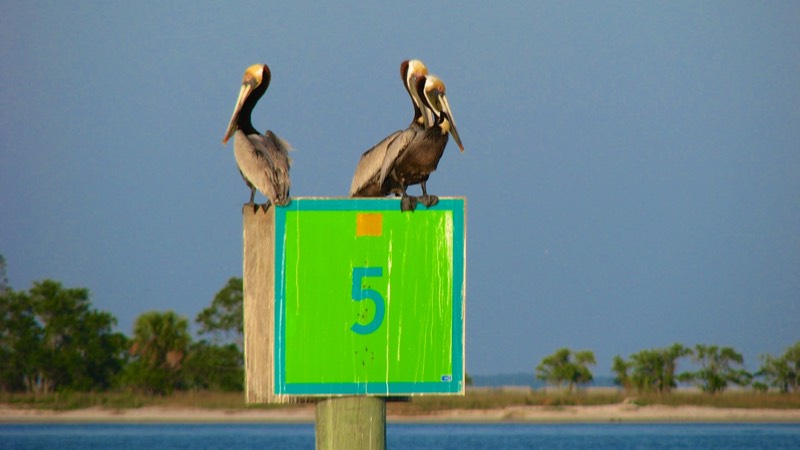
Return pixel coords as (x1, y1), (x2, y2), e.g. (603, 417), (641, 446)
(222, 82), (254, 144)
(439, 93), (464, 152)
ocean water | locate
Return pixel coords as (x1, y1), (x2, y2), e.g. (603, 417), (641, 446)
(1, 423), (799, 449)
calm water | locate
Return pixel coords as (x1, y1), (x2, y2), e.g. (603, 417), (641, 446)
(1, 423), (799, 449)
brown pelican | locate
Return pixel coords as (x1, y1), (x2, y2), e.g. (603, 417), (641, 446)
(388, 74), (464, 211)
(349, 60), (428, 198)
(222, 64), (291, 211)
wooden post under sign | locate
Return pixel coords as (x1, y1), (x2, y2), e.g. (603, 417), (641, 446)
(315, 396), (386, 450)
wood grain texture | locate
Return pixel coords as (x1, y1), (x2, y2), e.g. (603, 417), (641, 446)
(315, 397), (386, 450)
(242, 205), (289, 404)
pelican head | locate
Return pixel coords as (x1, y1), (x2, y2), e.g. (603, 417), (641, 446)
(400, 59), (432, 127)
(423, 75), (464, 151)
(222, 64), (271, 144)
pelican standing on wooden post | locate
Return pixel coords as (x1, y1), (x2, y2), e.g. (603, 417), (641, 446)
(349, 60), (429, 199)
(223, 64), (292, 212)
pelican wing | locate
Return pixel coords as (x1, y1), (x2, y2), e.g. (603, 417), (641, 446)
(234, 130), (291, 205)
(349, 130), (402, 196)
(264, 130), (292, 204)
(378, 128), (417, 186)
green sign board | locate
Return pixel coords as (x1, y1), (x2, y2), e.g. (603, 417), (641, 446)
(273, 198), (465, 396)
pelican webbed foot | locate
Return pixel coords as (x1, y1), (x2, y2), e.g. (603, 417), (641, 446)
(243, 201), (259, 213)
(400, 194), (419, 212)
(418, 182), (439, 208)
(418, 194), (439, 208)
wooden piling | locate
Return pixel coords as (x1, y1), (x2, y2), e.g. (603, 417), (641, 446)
(242, 205), (287, 404)
(315, 396), (386, 450)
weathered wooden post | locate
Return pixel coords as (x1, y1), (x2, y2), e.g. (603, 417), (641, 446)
(315, 396), (386, 449)
(243, 197), (466, 449)
(242, 205), (288, 404)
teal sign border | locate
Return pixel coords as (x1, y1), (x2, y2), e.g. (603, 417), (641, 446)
(273, 197), (466, 396)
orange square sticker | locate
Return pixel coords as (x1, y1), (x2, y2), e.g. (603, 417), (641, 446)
(356, 213), (382, 237)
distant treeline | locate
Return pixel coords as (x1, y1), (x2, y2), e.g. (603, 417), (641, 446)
(1, 255), (798, 396)
(0, 255), (243, 395)
(475, 341), (800, 395)
(531, 342), (800, 395)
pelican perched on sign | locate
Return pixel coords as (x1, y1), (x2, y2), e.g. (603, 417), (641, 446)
(388, 74), (464, 211)
(349, 60), (428, 198)
(223, 64), (291, 211)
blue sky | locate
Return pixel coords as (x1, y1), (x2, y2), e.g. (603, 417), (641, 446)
(1, 1), (798, 376)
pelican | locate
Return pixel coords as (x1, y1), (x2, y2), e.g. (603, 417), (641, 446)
(222, 64), (291, 211)
(388, 74), (464, 211)
(349, 60), (428, 198)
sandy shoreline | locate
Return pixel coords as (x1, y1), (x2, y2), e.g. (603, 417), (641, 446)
(2, 403), (799, 424)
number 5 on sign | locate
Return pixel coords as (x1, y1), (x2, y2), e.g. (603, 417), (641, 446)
(351, 267), (385, 335)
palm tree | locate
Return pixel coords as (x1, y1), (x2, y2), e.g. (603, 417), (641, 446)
(536, 348), (596, 393)
(684, 344), (751, 394)
(128, 310), (190, 394)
